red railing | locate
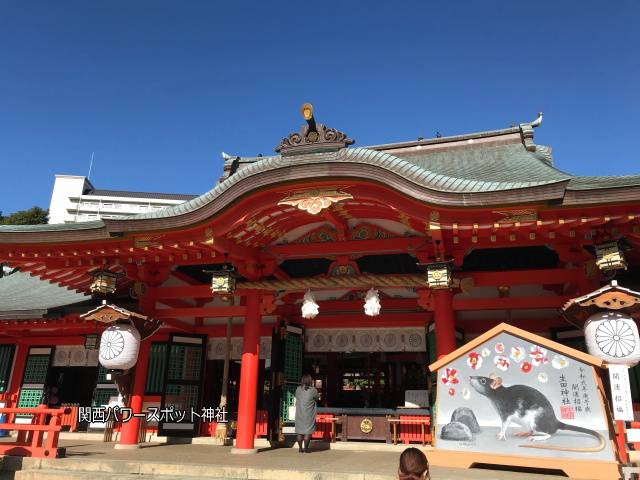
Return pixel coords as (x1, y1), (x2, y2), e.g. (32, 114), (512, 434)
(312, 413), (334, 440)
(398, 415), (431, 445)
(0, 404), (68, 458)
(59, 404), (79, 432)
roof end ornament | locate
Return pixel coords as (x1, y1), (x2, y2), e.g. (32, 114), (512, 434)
(520, 110), (543, 152)
(274, 103), (354, 156)
(530, 109), (543, 128)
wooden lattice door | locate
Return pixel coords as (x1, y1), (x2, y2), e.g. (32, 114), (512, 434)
(268, 321), (304, 441)
(158, 334), (207, 437)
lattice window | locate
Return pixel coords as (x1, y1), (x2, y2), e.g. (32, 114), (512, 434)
(23, 356), (49, 383)
(16, 389), (43, 416)
(92, 388), (118, 407)
(282, 385), (297, 422)
(165, 384), (199, 412)
(284, 335), (303, 383)
(97, 365), (111, 382)
(145, 343), (167, 395)
(167, 346), (201, 381)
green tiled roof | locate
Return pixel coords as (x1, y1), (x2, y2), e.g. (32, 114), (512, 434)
(0, 272), (88, 315)
(392, 144), (572, 190)
(567, 175), (640, 190)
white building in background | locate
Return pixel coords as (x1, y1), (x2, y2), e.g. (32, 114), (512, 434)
(48, 175), (197, 224)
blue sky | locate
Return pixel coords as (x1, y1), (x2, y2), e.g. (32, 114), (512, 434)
(1, 1), (639, 215)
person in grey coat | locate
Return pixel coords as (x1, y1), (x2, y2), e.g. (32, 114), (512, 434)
(295, 373), (319, 453)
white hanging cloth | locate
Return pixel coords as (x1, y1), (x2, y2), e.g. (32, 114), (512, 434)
(301, 289), (319, 319)
(364, 287), (381, 316)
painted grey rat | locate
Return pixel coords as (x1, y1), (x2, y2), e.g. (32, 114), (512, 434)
(469, 374), (605, 452)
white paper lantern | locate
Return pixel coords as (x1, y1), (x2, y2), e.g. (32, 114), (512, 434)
(584, 311), (640, 365)
(99, 322), (141, 370)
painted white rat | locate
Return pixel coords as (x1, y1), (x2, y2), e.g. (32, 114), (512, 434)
(469, 374), (605, 452)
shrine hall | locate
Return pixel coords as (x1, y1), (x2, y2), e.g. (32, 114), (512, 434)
(0, 105), (639, 451)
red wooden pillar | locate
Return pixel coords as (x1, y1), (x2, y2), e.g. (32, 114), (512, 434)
(434, 289), (456, 359)
(234, 289), (262, 452)
(116, 339), (151, 448)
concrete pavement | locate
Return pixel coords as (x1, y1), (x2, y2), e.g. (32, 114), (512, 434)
(0, 439), (586, 479)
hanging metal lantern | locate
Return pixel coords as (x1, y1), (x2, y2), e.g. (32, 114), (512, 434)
(82, 324), (100, 349)
(424, 262), (453, 289)
(99, 321), (141, 370)
(205, 257), (238, 295)
(594, 240), (628, 272)
(88, 268), (125, 294)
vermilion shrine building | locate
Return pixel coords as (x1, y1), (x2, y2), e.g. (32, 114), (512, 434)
(0, 108), (639, 451)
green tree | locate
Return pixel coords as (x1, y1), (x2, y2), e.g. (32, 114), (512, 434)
(0, 206), (49, 225)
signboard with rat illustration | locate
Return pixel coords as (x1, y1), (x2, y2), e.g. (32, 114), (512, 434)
(429, 324), (619, 478)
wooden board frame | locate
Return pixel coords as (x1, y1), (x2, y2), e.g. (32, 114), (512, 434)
(429, 323), (623, 479)
(427, 450), (621, 479)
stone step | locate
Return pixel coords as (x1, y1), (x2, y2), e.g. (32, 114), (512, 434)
(7, 457), (391, 480)
(14, 470), (243, 480)
(13, 467), (391, 480)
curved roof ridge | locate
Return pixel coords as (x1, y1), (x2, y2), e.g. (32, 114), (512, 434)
(109, 147), (573, 222)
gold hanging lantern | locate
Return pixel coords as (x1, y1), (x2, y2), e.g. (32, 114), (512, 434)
(205, 256), (238, 295)
(594, 240), (628, 272)
(420, 261), (453, 289)
(88, 267), (125, 294)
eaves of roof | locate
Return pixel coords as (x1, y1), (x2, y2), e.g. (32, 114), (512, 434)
(0, 272), (89, 314)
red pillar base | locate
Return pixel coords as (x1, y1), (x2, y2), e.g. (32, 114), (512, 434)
(114, 443), (141, 450)
(230, 447), (258, 454)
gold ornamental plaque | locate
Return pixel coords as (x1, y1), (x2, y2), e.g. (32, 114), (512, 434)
(360, 418), (373, 434)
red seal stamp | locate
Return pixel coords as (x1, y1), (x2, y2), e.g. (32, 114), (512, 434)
(560, 406), (575, 419)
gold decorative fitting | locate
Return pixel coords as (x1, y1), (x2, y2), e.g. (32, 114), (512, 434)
(398, 213), (412, 230)
(429, 211), (440, 222)
(360, 418), (373, 433)
(278, 186), (353, 215)
(492, 209), (537, 223)
(133, 236), (163, 248)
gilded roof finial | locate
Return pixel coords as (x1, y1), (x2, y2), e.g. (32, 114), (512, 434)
(274, 104), (354, 155)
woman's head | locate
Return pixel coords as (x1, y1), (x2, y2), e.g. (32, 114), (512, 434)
(398, 447), (429, 480)
(301, 373), (313, 390)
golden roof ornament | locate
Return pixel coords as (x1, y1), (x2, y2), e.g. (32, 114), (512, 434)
(274, 103), (354, 156)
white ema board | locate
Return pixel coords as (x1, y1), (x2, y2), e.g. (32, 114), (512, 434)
(435, 331), (614, 461)
(405, 390), (429, 408)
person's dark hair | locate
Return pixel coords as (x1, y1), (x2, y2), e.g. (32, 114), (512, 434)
(301, 373), (313, 390)
(398, 447), (429, 480)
